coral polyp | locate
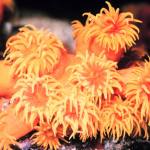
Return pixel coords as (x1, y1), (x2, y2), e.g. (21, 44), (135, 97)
(51, 86), (100, 141)
(4, 25), (66, 76)
(99, 96), (142, 141)
(32, 122), (64, 150)
(126, 61), (150, 121)
(72, 1), (141, 61)
(67, 52), (122, 101)
(11, 74), (64, 125)
(94, 1), (141, 50)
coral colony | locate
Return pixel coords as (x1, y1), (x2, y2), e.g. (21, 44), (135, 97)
(0, 1), (149, 150)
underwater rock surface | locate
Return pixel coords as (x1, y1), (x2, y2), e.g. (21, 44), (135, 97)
(14, 134), (150, 150)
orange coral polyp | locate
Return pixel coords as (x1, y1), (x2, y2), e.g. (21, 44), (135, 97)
(67, 52), (122, 101)
(11, 74), (64, 125)
(82, 65), (105, 88)
(99, 96), (142, 141)
(4, 25), (66, 76)
(51, 86), (100, 140)
(72, 1), (141, 61)
(126, 61), (150, 120)
(86, 2), (141, 51)
(32, 122), (64, 150)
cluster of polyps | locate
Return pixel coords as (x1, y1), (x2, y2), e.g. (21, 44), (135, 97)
(0, 1), (149, 150)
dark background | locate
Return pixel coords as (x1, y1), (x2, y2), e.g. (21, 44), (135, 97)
(14, 0), (150, 20)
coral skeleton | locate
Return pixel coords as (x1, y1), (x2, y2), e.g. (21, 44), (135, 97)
(0, 1), (149, 149)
